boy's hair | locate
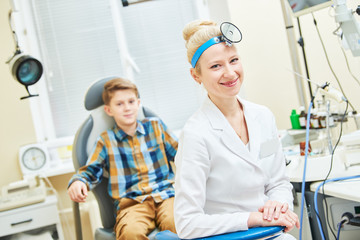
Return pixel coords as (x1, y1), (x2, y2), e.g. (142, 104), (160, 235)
(102, 78), (139, 105)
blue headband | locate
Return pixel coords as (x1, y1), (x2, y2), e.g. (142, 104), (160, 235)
(190, 22), (242, 68)
(191, 36), (223, 68)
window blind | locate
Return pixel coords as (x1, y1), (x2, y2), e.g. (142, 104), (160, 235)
(120, 0), (202, 129)
(29, 0), (202, 138)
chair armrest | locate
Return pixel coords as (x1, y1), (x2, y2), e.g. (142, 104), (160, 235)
(73, 201), (83, 240)
(155, 226), (285, 240)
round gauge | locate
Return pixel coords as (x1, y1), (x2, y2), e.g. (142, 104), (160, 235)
(22, 147), (47, 171)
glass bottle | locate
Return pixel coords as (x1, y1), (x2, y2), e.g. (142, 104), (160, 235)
(299, 106), (306, 129)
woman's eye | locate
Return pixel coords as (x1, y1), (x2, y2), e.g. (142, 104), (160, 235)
(210, 64), (220, 69)
(230, 58), (238, 63)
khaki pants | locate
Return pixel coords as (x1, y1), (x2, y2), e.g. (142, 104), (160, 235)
(115, 197), (176, 240)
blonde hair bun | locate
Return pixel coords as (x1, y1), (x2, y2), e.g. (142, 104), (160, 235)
(182, 20), (217, 42)
(182, 20), (221, 68)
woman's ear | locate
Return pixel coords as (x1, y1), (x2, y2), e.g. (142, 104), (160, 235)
(190, 68), (201, 85)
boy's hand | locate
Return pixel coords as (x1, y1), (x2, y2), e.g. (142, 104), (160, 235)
(67, 181), (88, 203)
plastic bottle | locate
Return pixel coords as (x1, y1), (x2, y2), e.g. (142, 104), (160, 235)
(299, 106), (306, 129)
(290, 109), (301, 129)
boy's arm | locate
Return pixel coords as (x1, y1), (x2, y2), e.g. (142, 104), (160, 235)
(158, 119), (178, 162)
(68, 136), (108, 191)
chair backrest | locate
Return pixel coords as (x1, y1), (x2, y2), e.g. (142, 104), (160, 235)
(72, 76), (158, 229)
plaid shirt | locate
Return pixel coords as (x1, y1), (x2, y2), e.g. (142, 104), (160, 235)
(69, 117), (178, 210)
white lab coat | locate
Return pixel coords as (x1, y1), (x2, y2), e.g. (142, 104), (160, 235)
(174, 96), (293, 239)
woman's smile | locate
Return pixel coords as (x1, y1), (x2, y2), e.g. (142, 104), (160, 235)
(220, 78), (238, 87)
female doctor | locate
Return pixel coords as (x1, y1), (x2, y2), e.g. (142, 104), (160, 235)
(174, 20), (300, 239)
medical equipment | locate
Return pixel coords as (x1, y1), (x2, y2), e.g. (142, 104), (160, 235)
(295, 74), (348, 104)
(281, 2), (360, 238)
(290, 86), (360, 240)
(121, 0), (152, 7)
(19, 144), (50, 176)
(338, 130), (360, 169)
(191, 22), (242, 68)
(286, 78), (349, 239)
(6, 10), (43, 100)
(313, 175), (360, 240)
(333, 0), (360, 57)
(287, 0), (333, 17)
(299, 100), (314, 240)
(318, 84), (347, 103)
(0, 176), (46, 212)
(220, 22), (242, 46)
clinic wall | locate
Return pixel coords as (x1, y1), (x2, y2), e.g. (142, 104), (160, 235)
(228, 0), (303, 129)
(0, 2), (93, 239)
(0, 0), (35, 186)
(228, 0), (360, 130)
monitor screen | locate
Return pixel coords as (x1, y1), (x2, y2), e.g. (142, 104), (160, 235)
(288, 0), (333, 17)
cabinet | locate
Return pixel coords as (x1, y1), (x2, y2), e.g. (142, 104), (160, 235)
(0, 195), (64, 239)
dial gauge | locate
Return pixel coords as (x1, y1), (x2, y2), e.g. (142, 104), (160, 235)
(19, 144), (50, 176)
(22, 147), (46, 170)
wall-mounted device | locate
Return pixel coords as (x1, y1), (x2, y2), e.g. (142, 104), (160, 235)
(121, 0), (153, 7)
(6, 10), (43, 100)
(287, 0), (333, 17)
(333, 0), (360, 57)
(19, 143), (50, 177)
(19, 138), (74, 178)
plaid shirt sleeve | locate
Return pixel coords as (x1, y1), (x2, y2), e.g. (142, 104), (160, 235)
(68, 135), (108, 190)
(158, 118), (178, 162)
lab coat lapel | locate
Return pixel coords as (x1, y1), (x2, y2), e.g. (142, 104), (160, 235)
(202, 97), (254, 162)
(241, 98), (261, 162)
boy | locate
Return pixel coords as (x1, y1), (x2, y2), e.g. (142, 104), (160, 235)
(67, 78), (178, 240)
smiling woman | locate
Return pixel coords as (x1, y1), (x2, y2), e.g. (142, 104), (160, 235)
(173, 20), (299, 239)
(190, 43), (244, 104)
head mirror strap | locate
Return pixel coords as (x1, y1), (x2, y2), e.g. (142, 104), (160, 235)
(191, 36), (223, 68)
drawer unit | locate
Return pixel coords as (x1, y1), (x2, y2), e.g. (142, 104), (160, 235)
(0, 195), (64, 239)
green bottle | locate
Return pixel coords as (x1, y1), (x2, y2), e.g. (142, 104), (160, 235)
(290, 109), (301, 129)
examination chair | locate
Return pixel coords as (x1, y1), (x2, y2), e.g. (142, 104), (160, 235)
(72, 76), (158, 240)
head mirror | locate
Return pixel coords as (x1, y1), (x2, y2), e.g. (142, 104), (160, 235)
(220, 22), (242, 44)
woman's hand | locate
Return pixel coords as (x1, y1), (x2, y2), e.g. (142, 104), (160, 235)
(258, 200), (288, 221)
(248, 211), (300, 232)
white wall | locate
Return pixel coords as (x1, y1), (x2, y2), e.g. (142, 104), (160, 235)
(0, 0), (34, 186)
(227, 0), (360, 130)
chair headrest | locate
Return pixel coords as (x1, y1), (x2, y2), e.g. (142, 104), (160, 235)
(84, 76), (118, 111)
